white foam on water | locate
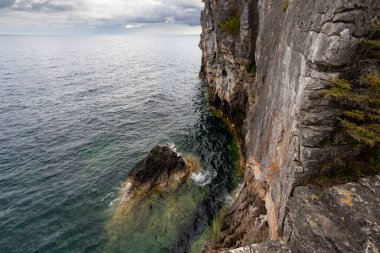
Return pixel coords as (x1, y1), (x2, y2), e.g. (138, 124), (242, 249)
(101, 192), (114, 202)
(109, 197), (120, 207)
(191, 169), (215, 186)
(167, 142), (182, 156)
(225, 194), (234, 205)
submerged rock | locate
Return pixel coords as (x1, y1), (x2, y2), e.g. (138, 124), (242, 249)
(116, 145), (198, 214)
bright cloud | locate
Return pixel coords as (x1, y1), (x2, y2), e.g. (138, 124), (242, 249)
(0, 0), (203, 34)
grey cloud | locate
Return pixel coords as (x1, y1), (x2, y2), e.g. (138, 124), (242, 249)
(12, 0), (75, 12)
(122, 2), (202, 26)
(0, 0), (203, 34)
(0, 0), (16, 9)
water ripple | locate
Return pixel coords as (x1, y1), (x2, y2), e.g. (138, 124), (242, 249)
(0, 35), (235, 253)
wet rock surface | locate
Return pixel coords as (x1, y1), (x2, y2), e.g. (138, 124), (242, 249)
(116, 145), (197, 214)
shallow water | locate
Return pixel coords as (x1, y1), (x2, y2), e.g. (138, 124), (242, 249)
(0, 35), (237, 253)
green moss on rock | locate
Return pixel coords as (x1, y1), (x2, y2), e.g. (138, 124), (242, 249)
(219, 10), (240, 36)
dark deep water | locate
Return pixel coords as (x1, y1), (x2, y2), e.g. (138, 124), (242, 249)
(0, 35), (237, 253)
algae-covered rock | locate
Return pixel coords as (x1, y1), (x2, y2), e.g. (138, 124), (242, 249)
(116, 145), (198, 215)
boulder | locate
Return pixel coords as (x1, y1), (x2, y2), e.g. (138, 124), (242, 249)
(116, 145), (198, 215)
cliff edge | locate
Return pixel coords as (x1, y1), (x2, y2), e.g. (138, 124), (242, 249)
(200, 0), (380, 252)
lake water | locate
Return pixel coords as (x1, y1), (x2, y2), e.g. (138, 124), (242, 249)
(0, 35), (237, 253)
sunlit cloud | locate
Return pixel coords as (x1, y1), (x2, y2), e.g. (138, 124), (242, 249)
(0, 0), (203, 34)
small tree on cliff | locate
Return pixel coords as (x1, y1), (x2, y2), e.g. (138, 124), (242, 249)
(322, 67), (380, 146)
(322, 17), (380, 147)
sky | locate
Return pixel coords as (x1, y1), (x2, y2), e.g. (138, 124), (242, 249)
(0, 0), (204, 35)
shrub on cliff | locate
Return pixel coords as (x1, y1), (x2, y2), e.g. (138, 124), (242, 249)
(322, 68), (380, 147)
(219, 10), (240, 36)
(322, 18), (380, 147)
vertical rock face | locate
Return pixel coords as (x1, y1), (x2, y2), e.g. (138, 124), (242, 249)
(200, 0), (380, 251)
(200, 0), (258, 141)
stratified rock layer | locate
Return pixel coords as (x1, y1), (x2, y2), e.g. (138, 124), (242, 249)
(200, 0), (380, 251)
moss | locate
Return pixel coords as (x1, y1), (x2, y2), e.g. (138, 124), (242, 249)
(190, 206), (229, 253)
(210, 106), (244, 181)
(190, 228), (211, 253)
(212, 206), (229, 239)
(245, 63), (257, 75)
(282, 0), (289, 12)
(219, 10), (240, 36)
(211, 108), (224, 119)
(105, 185), (208, 252)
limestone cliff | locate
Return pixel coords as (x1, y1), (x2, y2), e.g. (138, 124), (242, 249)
(200, 0), (380, 252)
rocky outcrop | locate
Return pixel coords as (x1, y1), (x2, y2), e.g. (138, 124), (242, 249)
(116, 145), (198, 215)
(285, 174), (380, 253)
(221, 241), (290, 253)
(219, 174), (380, 253)
(200, 0), (380, 251)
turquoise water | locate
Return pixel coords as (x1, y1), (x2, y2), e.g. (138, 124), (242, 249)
(0, 35), (236, 252)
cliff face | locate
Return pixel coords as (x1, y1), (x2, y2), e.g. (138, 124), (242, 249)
(200, 0), (380, 251)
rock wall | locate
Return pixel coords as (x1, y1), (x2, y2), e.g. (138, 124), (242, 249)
(200, 0), (380, 251)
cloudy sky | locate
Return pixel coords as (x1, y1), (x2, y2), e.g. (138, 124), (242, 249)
(0, 0), (203, 34)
